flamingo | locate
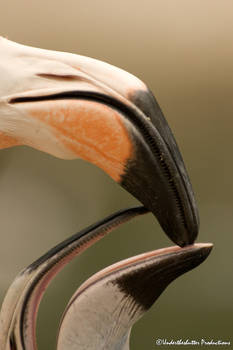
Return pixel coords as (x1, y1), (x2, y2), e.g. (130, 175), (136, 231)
(0, 37), (212, 349)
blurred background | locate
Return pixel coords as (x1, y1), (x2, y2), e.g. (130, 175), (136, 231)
(0, 0), (232, 349)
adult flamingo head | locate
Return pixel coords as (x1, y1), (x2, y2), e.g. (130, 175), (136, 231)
(0, 37), (199, 246)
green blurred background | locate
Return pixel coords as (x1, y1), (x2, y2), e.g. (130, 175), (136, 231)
(0, 1), (232, 349)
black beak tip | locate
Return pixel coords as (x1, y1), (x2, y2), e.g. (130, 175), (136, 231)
(115, 243), (213, 312)
(173, 227), (198, 247)
(156, 207), (199, 248)
(166, 236), (193, 249)
(119, 88), (201, 248)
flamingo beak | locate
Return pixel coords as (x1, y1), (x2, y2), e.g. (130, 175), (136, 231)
(57, 243), (213, 349)
(0, 38), (199, 246)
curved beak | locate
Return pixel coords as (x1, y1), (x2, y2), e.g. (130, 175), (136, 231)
(57, 243), (213, 349)
(0, 37), (199, 246)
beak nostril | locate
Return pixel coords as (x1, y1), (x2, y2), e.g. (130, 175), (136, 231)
(37, 73), (85, 82)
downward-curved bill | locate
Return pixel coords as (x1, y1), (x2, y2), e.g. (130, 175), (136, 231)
(0, 37), (199, 246)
